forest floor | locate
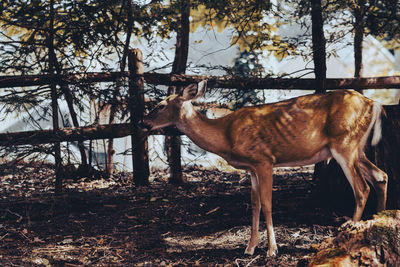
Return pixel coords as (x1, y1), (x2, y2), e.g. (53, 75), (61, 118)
(0, 164), (351, 266)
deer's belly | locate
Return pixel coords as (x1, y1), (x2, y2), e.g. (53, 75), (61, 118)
(274, 147), (332, 167)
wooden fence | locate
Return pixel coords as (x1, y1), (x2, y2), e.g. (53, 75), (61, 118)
(0, 48), (399, 203)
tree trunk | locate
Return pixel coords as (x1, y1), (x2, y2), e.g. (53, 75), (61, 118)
(165, 0), (190, 184)
(374, 105), (400, 210)
(311, 0), (326, 93)
(354, 0), (365, 93)
(310, 0), (337, 210)
(106, 106), (115, 174)
(54, 62), (88, 167)
(48, 0), (62, 193)
(106, 0), (133, 175)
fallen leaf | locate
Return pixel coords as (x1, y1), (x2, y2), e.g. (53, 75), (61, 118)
(125, 214), (137, 219)
(150, 197), (159, 202)
(206, 207), (220, 215)
(42, 258), (50, 267)
(61, 238), (73, 244)
(292, 231), (301, 238)
(33, 237), (45, 243)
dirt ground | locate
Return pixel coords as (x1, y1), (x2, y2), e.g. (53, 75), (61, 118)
(0, 164), (346, 266)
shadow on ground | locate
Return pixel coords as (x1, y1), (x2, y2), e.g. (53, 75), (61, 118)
(0, 166), (348, 266)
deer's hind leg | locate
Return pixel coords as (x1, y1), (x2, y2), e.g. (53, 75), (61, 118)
(330, 147), (370, 221)
(358, 154), (388, 212)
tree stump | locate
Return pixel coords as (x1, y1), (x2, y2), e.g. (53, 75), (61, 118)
(308, 210), (400, 266)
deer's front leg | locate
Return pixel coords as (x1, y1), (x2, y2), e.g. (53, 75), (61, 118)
(245, 171), (261, 255)
(257, 164), (278, 257)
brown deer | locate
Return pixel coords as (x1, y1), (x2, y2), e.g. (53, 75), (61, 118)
(139, 81), (387, 257)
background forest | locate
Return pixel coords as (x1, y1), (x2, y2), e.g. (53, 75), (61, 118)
(1, 0), (399, 174)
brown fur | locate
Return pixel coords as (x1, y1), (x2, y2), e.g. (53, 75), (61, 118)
(142, 82), (388, 257)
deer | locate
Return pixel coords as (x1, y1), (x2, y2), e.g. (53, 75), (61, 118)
(139, 80), (388, 257)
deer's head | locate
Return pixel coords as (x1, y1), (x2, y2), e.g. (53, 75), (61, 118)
(140, 80), (207, 131)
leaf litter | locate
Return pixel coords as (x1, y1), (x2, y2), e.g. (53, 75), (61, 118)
(0, 163), (342, 266)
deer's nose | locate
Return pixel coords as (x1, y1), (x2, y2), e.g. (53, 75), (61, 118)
(138, 120), (152, 131)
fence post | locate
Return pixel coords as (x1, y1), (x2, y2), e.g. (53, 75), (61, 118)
(128, 48), (149, 185)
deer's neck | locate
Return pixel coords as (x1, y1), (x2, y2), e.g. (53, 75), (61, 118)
(177, 102), (228, 155)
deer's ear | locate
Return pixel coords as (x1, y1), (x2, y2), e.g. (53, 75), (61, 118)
(181, 80), (207, 101)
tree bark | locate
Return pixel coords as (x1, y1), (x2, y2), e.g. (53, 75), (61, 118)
(165, 0), (190, 184)
(310, 0), (334, 209)
(49, 0), (63, 193)
(354, 0), (365, 93)
(106, 0), (134, 175)
(311, 0), (326, 93)
(54, 63), (88, 167)
(374, 105), (400, 210)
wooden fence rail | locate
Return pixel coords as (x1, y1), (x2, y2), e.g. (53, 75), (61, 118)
(1, 49), (400, 192)
(2, 72), (400, 90)
(1, 74), (399, 150)
(0, 123), (132, 146)
(0, 123), (178, 146)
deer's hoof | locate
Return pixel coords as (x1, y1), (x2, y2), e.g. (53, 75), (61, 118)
(267, 247), (278, 257)
(244, 246), (255, 256)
